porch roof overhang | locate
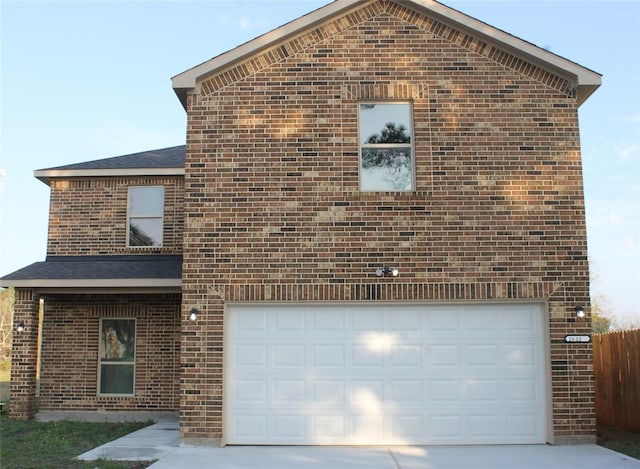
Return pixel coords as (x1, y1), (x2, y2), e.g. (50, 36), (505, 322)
(0, 255), (182, 294)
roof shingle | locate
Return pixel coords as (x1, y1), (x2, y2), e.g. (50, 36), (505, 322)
(0, 255), (182, 289)
(38, 146), (186, 172)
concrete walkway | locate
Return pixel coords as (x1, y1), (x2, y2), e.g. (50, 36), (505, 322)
(76, 418), (640, 468)
(76, 417), (179, 463)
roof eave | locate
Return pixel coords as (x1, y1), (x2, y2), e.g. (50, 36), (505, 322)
(404, 0), (601, 106)
(171, 0), (366, 110)
(34, 167), (186, 186)
(576, 83), (601, 107)
(0, 278), (182, 291)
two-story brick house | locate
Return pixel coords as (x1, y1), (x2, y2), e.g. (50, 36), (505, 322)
(3, 0), (601, 447)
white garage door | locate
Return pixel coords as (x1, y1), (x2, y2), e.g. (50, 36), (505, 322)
(225, 304), (547, 445)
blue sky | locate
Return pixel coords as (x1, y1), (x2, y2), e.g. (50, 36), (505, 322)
(1, 0), (638, 325)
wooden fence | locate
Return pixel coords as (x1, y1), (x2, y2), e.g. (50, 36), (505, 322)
(593, 328), (640, 431)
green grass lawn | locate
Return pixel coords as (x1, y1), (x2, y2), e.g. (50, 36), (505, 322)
(0, 415), (153, 469)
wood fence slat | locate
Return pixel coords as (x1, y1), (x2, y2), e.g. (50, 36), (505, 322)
(593, 329), (640, 431)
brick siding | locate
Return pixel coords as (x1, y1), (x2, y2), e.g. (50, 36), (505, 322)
(38, 294), (181, 412)
(47, 176), (184, 256)
(9, 289), (40, 420)
(180, 1), (593, 444)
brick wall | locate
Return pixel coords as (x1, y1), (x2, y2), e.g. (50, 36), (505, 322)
(9, 289), (40, 420)
(180, 1), (593, 444)
(38, 294), (180, 412)
(47, 176), (184, 256)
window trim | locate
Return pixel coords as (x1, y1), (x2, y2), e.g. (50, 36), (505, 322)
(358, 101), (415, 192)
(127, 185), (165, 248)
(98, 318), (136, 397)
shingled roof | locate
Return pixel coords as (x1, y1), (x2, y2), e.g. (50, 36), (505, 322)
(0, 255), (182, 291)
(35, 145), (186, 185)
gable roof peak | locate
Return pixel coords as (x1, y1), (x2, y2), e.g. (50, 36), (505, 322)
(172, 0), (600, 108)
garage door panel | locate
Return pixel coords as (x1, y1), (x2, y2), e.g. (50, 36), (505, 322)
(236, 310), (267, 331)
(507, 414), (541, 438)
(391, 415), (424, 440)
(274, 415), (305, 439)
(352, 309), (384, 330)
(351, 380), (384, 405)
(235, 380), (266, 403)
(466, 344), (500, 365)
(504, 343), (537, 366)
(427, 308), (461, 331)
(235, 415), (267, 439)
(468, 414), (502, 439)
(390, 308), (422, 330)
(390, 344), (422, 366)
(274, 380), (305, 402)
(502, 309), (537, 332)
(352, 344), (384, 366)
(429, 344), (461, 366)
(235, 344), (267, 367)
(429, 415), (462, 439)
(313, 380), (346, 403)
(505, 379), (538, 401)
(313, 415), (346, 440)
(313, 310), (344, 331)
(312, 344), (345, 366)
(466, 379), (500, 401)
(274, 344), (305, 367)
(430, 379), (462, 401)
(352, 416), (384, 440)
(464, 308), (499, 332)
(391, 380), (423, 402)
(275, 310), (305, 331)
(226, 304), (546, 445)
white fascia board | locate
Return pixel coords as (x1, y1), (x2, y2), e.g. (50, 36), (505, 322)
(172, 0), (600, 106)
(403, 0), (601, 104)
(0, 278), (182, 289)
(35, 168), (185, 185)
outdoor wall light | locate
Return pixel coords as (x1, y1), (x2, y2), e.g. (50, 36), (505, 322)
(575, 306), (585, 319)
(16, 321), (25, 333)
(376, 266), (399, 277)
(189, 308), (198, 321)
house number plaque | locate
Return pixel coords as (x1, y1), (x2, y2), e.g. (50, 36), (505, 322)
(564, 335), (591, 343)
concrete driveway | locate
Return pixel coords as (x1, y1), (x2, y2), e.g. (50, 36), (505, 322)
(149, 444), (639, 469)
(77, 419), (640, 469)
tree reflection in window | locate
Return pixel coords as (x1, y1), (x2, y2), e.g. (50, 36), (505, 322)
(128, 186), (164, 247)
(99, 319), (135, 395)
(359, 103), (413, 191)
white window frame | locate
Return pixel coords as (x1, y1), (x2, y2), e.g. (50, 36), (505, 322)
(358, 101), (415, 192)
(127, 186), (164, 248)
(98, 318), (136, 397)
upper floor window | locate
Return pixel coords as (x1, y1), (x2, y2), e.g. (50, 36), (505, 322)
(128, 186), (164, 247)
(359, 102), (414, 191)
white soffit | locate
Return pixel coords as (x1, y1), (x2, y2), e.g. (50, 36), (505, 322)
(171, 0), (600, 107)
(34, 168), (185, 185)
(1, 278), (182, 289)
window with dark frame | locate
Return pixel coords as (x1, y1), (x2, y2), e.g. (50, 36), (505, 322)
(359, 102), (414, 191)
(128, 186), (164, 247)
(98, 318), (136, 395)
